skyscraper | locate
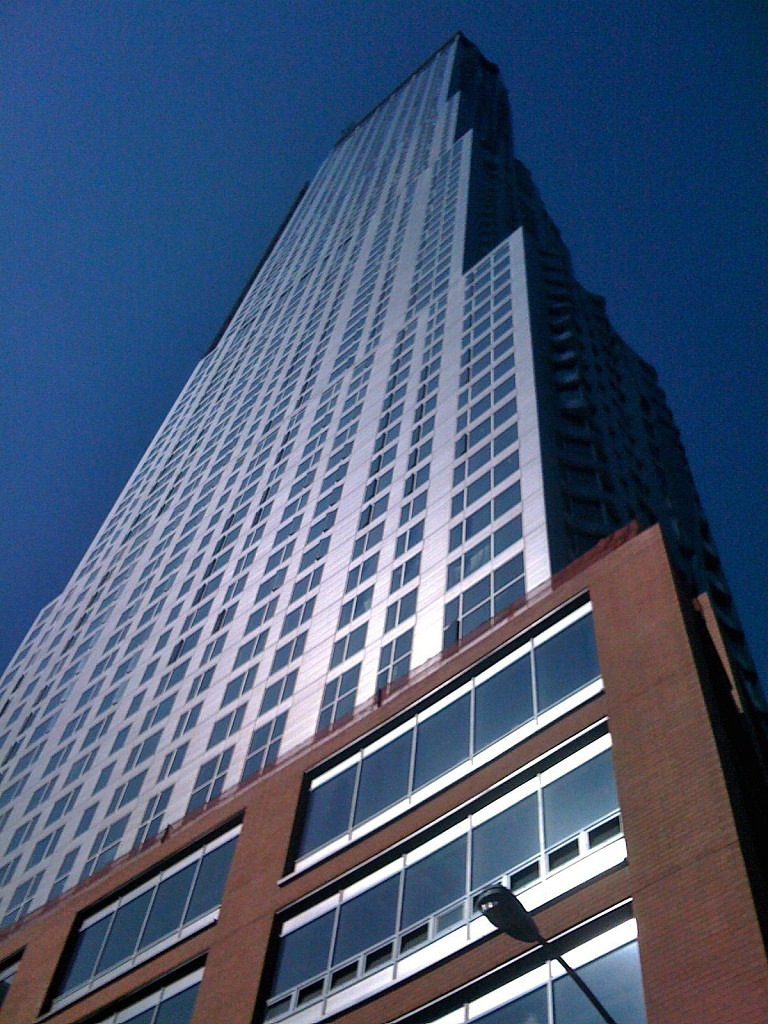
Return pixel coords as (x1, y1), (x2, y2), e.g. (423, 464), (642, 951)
(0, 34), (765, 1024)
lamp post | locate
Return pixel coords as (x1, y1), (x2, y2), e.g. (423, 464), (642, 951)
(474, 884), (620, 1024)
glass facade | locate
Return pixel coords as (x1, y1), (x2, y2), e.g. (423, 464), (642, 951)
(297, 603), (600, 864)
(425, 930), (645, 1024)
(267, 733), (621, 1021)
(92, 966), (203, 1024)
(51, 827), (238, 1010)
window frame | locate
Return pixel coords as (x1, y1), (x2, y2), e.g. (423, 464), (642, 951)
(50, 825), (240, 1012)
(295, 601), (601, 871)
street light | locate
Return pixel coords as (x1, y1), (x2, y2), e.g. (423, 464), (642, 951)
(474, 884), (620, 1024)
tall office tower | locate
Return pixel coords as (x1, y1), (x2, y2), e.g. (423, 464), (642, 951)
(0, 36), (765, 1021)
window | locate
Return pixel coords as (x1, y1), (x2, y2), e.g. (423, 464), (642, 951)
(271, 632), (307, 674)
(260, 670), (297, 714)
(241, 712), (287, 781)
(188, 666), (214, 701)
(107, 771), (147, 816)
(27, 826), (63, 869)
(93, 763), (115, 794)
(141, 694), (176, 733)
(187, 747), (233, 813)
(7, 815), (40, 854)
(75, 804), (98, 837)
(25, 777), (55, 814)
(49, 848), (79, 900)
(207, 703), (246, 749)
(135, 788), (173, 847)
(281, 597), (315, 636)
(94, 965), (203, 1024)
(47, 785), (82, 826)
(245, 597), (278, 635)
(257, 568), (287, 604)
(234, 630), (268, 669)
(221, 665), (257, 706)
(299, 537), (330, 572)
(318, 666), (360, 732)
(158, 742), (188, 781)
(0, 856), (20, 891)
(399, 490), (427, 526)
(330, 624), (368, 668)
(346, 553), (378, 593)
(2, 871), (43, 927)
(0, 958), (20, 1012)
(394, 520), (424, 558)
(269, 735), (620, 1021)
(173, 704), (201, 739)
(338, 587), (373, 628)
(82, 816), (129, 880)
(376, 628), (413, 691)
(290, 564), (324, 602)
(408, 931), (645, 1024)
(81, 713), (114, 750)
(384, 589), (417, 633)
(52, 828), (237, 1009)
(351, 522), (384, 560)
(443, 554), (525, 646)
(390, 553), (420, 593)
(298, 605), (601, 862)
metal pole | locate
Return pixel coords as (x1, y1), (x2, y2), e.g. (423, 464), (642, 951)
(540, 939), (620, 1024)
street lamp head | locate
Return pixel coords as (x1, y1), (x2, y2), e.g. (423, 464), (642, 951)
(474, 885), (621, 1024)
(474, 884), (542, 944)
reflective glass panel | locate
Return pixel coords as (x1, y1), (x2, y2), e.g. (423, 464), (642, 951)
(299, 764), (357, 856)
(474, 653), (534, 752)
(272, 911), (335, 995)
(184, 836), (236, 922)
(413, 693), (470, 790)
(471, 794), (539, 888)
(140, 862), (196, 948)
(97, 891), (152, 973)
(59, 916), (110, 993)
(401, 834), (467, 928)
(535, 614), (599, 711)
(553, 942), (646, 1023)
(122, 1010), (154, 1024)
(354, 731), (413, 825)
(478, 986), (548, 1024)
(332, 874), (400, 965)
(543, 751), (618, 848)
(154, 982), (200, 1024)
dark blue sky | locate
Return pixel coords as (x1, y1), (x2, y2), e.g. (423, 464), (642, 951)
(1, 2), (765, 683)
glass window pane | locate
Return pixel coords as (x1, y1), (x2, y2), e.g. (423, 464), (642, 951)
(184, 836), (237, 923)
(474, 653), (534, 751)
(413, 694), (470, 790)
(462, 600), (491, 636)
(478, 986), (548, 1024)
(402, 834), (467, 928)
(299, 764), (357, 856)
(332, 874), (400, 964)
(272, 911), (335, 995)
(141, 863), (196, 948)
(535, 613), (600, 711)
(60, 915), (111, 993)
(465, 576), (491, 611)
(543, 751), (619, 849)
(120, 1009), (155, 1024)
(354, 731), (413, 825)
(471, 794), (539, 888)
(553, 941), (646, 1024)
(154, 982), (200, 1024)
(97, 890), (153, 973)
